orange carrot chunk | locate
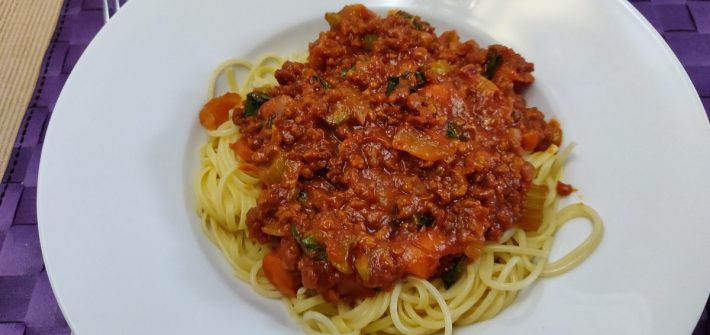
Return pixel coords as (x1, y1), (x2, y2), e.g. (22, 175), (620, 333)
(199, 92), (241, 130)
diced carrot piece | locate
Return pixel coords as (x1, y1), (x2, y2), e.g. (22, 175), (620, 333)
(199, 93), (241, 130)
(262, 250), (299, 297)
(230, 137), (253, 162)
(402, 246), (438, 278)
(521, 130), (542, 151)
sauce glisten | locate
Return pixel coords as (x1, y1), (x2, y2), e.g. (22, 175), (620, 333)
(220, 5), (561, 302)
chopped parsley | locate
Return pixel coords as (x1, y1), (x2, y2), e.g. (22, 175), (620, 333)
(341, 64), (355, 79)
(297, 190), (308, 203)
(442, 257), (466, 288)
(243, 92), (270, 117)
(312, 76), (332, 89)
(363, 33), (378, 51)
(446, 121), (459, 139)
(484, 49), (502, 80)
(291, 225), (326, 260)
(386, 76), (400, 94)
(414, 213), (435, 228)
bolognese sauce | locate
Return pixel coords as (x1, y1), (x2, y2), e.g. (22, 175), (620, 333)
(201, 4), (562, 302)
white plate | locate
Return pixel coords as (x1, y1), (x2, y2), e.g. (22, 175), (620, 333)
(38, 0), (710, 334)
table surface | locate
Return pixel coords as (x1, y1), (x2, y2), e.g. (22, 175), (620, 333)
(0, 0), (708, 334)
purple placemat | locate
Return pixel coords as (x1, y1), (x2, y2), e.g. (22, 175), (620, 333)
(0, 0), (123, 334)
(0, 0), (708, 334)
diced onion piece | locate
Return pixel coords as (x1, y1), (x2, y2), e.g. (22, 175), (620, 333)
(260, 153), (286, 184)
(261, 222), (288, 237)
(325, 12), (341, 29)
(325, 91), (369, 125)
(429, 60), (451, 76)
(355, 255), (370, 282)
(327, 239), (353, 274)
(325, 104), (349, 125)
(392, 127), (455, 161)
(518, 184), (548, 231)
(475, 75), (499, 93)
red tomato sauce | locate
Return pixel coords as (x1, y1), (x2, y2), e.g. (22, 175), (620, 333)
(205, 5), (562, 302)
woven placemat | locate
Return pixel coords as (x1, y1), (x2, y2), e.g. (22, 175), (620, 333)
(0, 0), (63, 189)
(0, 0), (707, 334)
(0, 0), (121, 334)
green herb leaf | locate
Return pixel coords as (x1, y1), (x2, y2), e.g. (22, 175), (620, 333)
(415, 71), (427, 86)
(446, 121), (459, 139)
(442, 257), (466, 288)
(386, 76), (400, 95)
(243, 92), (270, 117)
(409, 70), (428, 92)
(413, 20), (425, 30)
(312, 76), (332, 89)
(341, 64), (355, 79)
(291, 224), (302, 240)
(298, 190), (308, 203)
(301, 236), (322, 252)
(484, 49), (502, 80)
(291, 224), (326, 260)
(395, 10), (413, 20)
(363, 33), (378, 51)
(395, 10), (429, 30)
(413, 213), (435, 228)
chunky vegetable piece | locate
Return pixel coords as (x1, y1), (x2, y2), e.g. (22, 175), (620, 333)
(198, 93), (241, 130)
(262, 250), (299, 297)
(392, 127), (455, 161)
(216, 5), (562, 302)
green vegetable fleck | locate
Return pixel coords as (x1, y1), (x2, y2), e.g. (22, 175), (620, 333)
(386, 76), (400, 94)
(291, 224), (326, 260)
(395, 10), (413, 20)
(394, 10), (429, 30)
(484, 49), (502, 80)
(298, 190), (308, 203)
(415, 71), (427, 86)
(341, 64), (355, 79)
(409, 70), (428, 92)
(413, 19), (426, 30)
(312, 76), (332, 89)
(363, 33), (378, 51)
(243, 92), (270, 117)
(446, 121), (459, 139)
(413, 213), (435, 228)
(442, 257), (466, 288)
